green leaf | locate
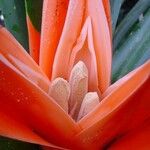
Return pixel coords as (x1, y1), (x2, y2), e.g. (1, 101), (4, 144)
(25, 0), (43, 32)
(0, 0), (28, 49)
(113, 0), (150, 50)
(0, 137), (40, 150)
(112, 8), (150, 83)
(110, 0), (125, 33)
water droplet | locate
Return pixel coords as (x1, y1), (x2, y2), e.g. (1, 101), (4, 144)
(20, 92), (24, 96)
(13, 5), (16, 10)
(25, 96), (28, 100)
(17, 99), (20, 102)
(10, 92), (15, 96)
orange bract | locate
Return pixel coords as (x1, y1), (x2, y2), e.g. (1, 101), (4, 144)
(51, 0), (86, 81)
(0, 54), (81, 149)
(102, 0), (112, 35)
(40, 0), (69, 79)
(26, 16), (40, 64)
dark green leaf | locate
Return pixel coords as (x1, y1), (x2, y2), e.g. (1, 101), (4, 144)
(0, 0), (28, 49)
(25, 0), (43, 32)
(113, 0), (150, 50)
(0, 136), (40, 150)
(112, 8), (150, 83)
(110, 0), (125, 33)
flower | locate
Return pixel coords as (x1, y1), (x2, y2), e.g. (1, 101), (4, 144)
(0, 0), (150, 150)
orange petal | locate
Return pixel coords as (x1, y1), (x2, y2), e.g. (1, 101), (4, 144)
(76, 61), (150, 149)
(86, 0), (112, 93)
(0, 26), (47, 78)
(0, 55), (81, 149)
(103, 60), (150, 98)
(109, 120), (150, 150)
(40, 0), (69, 78)
(0, 26), (49, 92)
(26, 16), (40, 64)
(68, 17), (99, 92)
(102, 0), (112, 36)
(80, 59), (150, 128)
(2, 53), (49, 92)
(52, 0), (85, 80)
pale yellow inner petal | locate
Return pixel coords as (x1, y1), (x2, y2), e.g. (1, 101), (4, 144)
(49, 61), (100, 121)
(48, 78), (70, 113)
(77, 92), (99, 121)
(69, 61), (88, 120)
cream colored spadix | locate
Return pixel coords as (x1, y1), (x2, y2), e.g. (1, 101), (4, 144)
(69, 61), (88, 120)
(49, 78), (70, 112)
(77, 92), (99, 121)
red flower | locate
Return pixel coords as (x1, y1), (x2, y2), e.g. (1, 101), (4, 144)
(0, 0), (149, 149)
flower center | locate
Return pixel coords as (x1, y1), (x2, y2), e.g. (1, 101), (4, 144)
(48, 61), (100, 121)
